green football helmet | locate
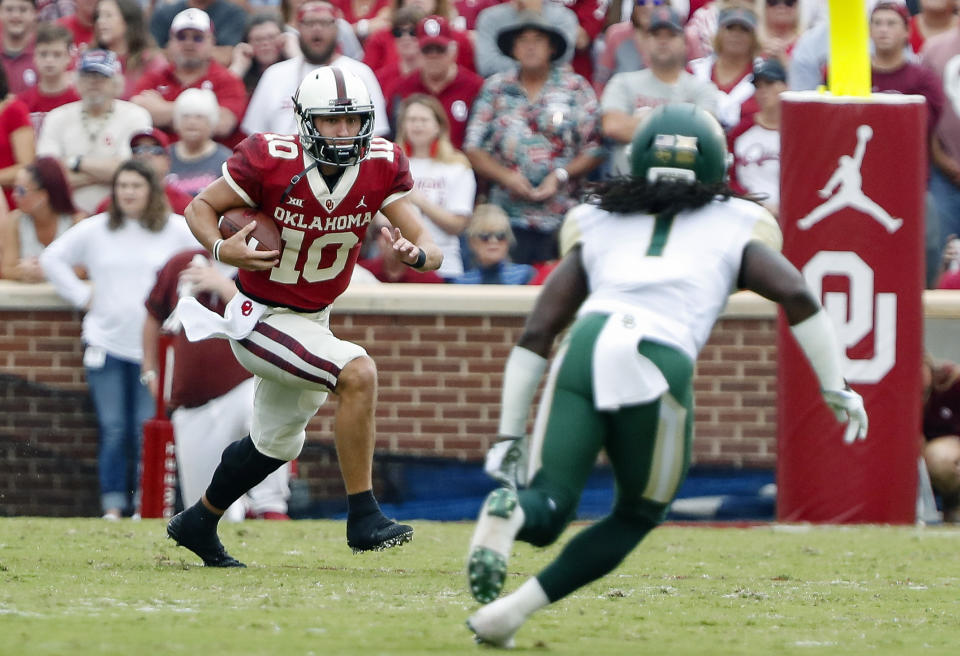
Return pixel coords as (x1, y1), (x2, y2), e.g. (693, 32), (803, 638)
(630, 103), (729, 184)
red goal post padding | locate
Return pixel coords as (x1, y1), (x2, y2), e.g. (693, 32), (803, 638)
(777, 92), (926, 524)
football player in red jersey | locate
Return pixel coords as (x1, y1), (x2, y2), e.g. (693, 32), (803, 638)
(167, 66), (442, 567)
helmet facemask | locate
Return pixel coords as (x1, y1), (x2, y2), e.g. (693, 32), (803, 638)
(292, 67), (376, 167)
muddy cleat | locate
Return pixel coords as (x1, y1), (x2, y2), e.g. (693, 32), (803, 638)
(166, 510), (246, 568)
(467, 488), (521, 603)
(347, 514), (413, 554)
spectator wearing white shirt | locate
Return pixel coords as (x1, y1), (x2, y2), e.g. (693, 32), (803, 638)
(241, 0), (388, 137)
(37, 48), (151, 214)
(394, 94), (475, 280)
(40, 159), (198, 519)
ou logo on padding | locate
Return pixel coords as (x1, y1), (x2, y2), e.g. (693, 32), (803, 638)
(241, 300), (253, 316)
(802, 251), (896, 384)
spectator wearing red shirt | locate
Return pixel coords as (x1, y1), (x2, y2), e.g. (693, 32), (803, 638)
(364, 0), (476, 73)
(568, 0), (607, 83)
(130, 8), (247, 147)
(331, 0), (392, 40)
(0, 63), (35, 208)
(0, 0), (38, 95)
(17, 23), (79, 137)
(387, 15), (483, 149)
(57, 0), (96, 50)
(370, 6), (424, 100)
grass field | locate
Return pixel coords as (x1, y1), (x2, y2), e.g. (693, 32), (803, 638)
(1, 518), (958, 655)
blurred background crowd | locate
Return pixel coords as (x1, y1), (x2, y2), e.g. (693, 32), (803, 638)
(0, 0), (957, 288)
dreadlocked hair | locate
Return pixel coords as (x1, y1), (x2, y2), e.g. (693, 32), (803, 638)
(586, 176), (760, 215)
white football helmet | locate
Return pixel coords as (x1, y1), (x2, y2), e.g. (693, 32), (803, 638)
(292, 66), (375, 167)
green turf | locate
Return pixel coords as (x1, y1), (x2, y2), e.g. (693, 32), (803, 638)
(1, 518), (958, 655)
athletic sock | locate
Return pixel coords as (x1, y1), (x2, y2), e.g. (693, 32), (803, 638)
(346, 489), (380, 520)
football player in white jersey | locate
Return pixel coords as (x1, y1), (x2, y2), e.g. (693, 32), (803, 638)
(465, 103), (868, 648)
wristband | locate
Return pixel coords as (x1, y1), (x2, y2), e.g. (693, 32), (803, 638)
(405, 248), (427, 269)
(553, 167), (570, 184)
(212, 238), (224, 262)
(139, 370), (158, 385)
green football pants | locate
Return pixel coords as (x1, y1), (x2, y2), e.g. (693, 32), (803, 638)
(516, 313), (694, 602)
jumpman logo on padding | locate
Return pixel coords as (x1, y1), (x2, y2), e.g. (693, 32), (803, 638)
(797, 125), (902, 233)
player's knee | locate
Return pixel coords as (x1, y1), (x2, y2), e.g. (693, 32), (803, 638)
(924, 436), (960, 495)
(517, 487), (577, 547)
(613, 498), (666, 530)
(336, 355), (377, 398)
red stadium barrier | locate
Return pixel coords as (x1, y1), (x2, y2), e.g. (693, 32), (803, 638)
(777, 93), (926, 524)
(139, 333), (177, 519)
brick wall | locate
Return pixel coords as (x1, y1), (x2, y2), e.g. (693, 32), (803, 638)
(0, 284), (786, 517)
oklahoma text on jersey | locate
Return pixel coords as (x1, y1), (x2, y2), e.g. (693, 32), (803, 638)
(223, 133), (413, 311)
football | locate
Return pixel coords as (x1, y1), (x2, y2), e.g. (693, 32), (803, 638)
(218, 207), (282, 253)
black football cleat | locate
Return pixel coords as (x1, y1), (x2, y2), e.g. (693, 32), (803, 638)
(346, 514), (414, 554)
(167, 510), (246, 568)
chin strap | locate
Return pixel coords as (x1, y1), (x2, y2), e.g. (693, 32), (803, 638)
(280, 159), (321, 204)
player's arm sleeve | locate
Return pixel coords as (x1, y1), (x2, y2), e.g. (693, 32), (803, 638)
(222, 135), (267, 207)
(381, 144), (415, 207)
(558, 205), (586, 256)
(748, 208), (783, 252)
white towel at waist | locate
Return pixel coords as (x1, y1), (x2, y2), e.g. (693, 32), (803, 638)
(175, 291), (267, 342)
(592, 312), (669, 411)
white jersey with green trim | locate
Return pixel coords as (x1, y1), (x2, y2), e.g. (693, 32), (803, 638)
(560, 196), (781, 361)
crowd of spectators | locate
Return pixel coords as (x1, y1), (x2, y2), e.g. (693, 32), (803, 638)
(0, 0), (953, 286)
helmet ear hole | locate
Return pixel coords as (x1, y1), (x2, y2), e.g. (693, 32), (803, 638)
(293, 66), (376, 167)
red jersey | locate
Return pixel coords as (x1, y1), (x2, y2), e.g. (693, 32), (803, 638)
(145, 249), (252, 409)
(388, 68), (484, 149)
(17, 85), (80, 135)
(57, 14), (95, 49)
(224, 133), (414, 311)
(131, 61), (247, 144)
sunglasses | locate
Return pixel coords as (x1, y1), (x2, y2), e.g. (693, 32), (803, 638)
(12, 184), (34, 196)
(132, 145), (166, 156)
(392, 26), (416, 37)
(766, 0), (797, 6)
(174, 31), (206, 43)
(475, 232), (508, 242)
(635, 0), (666, 5)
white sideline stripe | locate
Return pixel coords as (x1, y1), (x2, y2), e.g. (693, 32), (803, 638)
(526, 341), (568, 481)
(245, 330), (338, 388)
(643, 394), (686, 504)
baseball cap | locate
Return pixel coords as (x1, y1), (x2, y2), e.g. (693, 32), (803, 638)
(78, 49), (120, 77)
(129, 128), (171, 150)
(871, 1), (910, 25)
(647, 6), (683, 33)
(417, 15), (453, 50)
(170, 8), (212, 34)
(752, 57), (787, 85)
(718, 8), (757, 31)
